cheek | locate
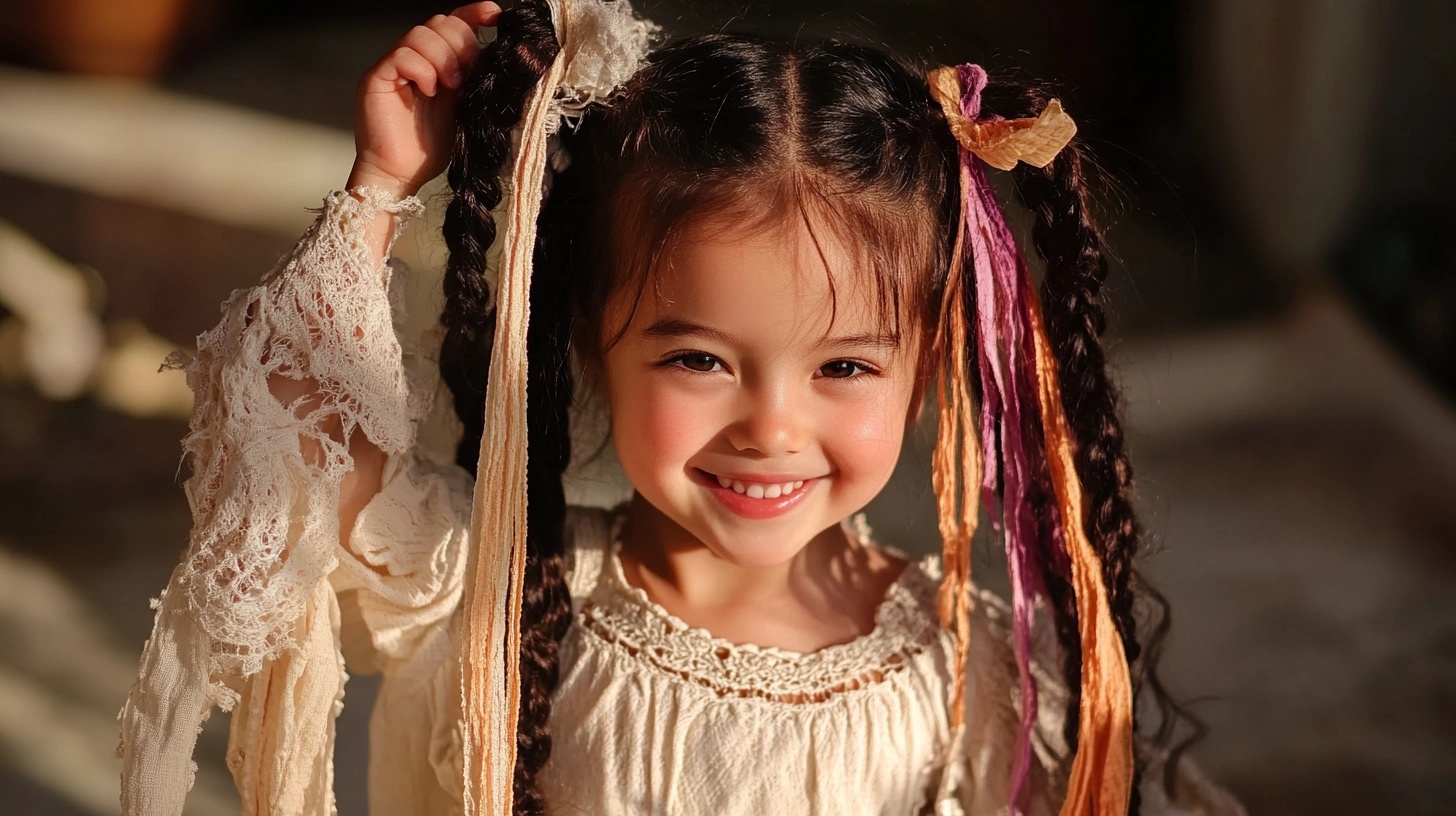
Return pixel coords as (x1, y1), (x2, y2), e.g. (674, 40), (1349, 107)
(608, 366), (718, 475)
(823, 392), (910, 487)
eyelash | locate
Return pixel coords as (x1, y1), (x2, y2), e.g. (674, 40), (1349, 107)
(661, 352), (724, 374)
(818, 359), (879, 379)
(658, 352), (881, 380)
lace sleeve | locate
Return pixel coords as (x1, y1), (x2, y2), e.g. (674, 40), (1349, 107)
(176, 185), (428, 675)
(118, 186), (440, 815)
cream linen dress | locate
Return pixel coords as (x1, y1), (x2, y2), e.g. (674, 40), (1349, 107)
(117, 187), (1245, 816)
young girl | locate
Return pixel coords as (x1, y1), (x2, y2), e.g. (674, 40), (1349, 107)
(119, 1), (1245, 814)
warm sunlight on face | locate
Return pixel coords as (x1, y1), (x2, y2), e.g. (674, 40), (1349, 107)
(602, 215), (921, 568)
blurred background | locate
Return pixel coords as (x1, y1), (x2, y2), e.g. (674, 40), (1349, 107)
(0, 0), (1453, 813)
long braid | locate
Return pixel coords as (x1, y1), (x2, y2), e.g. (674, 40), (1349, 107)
(967, 76), (1106, 757)
(442, 1), (558, 471)
(1016, 138), (1144, 811)
(512, 182), (576, 813)
(438, 3), (571, 812)
(994, 79), (1140, 709)
(1022, 139), (1143, 681)
(983, 77), (1166, 812)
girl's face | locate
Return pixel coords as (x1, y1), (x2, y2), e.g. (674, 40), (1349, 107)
(602, 214), (921, 567)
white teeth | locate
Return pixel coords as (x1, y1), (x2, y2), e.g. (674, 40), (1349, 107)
(715, 477), (810, 498)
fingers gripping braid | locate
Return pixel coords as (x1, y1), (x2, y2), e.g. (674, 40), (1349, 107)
(443, 5), (560, 477)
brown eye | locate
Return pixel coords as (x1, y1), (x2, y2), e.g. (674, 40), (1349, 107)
(674, 353), (721, 373)
(819, 360), (865, 379)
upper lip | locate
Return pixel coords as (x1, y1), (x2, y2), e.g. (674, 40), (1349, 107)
(698, 468), (817, 483)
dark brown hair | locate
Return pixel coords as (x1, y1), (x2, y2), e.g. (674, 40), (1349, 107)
(439, 4), (570, 812)
(559, 33), (960, 382)
(439, 2), (1190, 810)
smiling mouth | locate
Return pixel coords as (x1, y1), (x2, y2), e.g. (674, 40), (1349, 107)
(694, 468), (818, 519)
(696, 469), (810, 499)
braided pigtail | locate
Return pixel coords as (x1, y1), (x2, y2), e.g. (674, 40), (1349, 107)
(981, 77), (1203, 805)
(509, 178), (576, 813)
(438, 3), (571, 812)
(1015, 135), (1146, 813)
(442, 1), (559, 471)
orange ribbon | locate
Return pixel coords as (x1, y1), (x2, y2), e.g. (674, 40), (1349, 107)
(1028, 293), (1135, 815)
(927, 62), (1133, 813)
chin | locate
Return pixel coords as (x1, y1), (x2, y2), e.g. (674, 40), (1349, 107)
(692, 516), (823, 569)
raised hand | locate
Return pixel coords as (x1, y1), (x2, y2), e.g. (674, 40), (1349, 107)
(348, 2), (502, 197)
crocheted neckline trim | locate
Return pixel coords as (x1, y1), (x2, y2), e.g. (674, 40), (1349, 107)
(577, 520), (947, 702)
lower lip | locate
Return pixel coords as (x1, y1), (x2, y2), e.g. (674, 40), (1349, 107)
(699, 472), (818, 520)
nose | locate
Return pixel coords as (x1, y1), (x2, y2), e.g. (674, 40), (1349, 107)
(725, 381), (807, 457)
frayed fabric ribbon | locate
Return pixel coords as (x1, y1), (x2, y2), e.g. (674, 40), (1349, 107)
(458, 2), (655, 815)
(928, 63), (1133, 815)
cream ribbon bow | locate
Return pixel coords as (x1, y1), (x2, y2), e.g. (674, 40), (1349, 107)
(927, 66), (1077, 171)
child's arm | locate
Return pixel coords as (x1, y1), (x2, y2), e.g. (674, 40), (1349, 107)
(270, 0), (502, 549)
(118, 7), (499, 814)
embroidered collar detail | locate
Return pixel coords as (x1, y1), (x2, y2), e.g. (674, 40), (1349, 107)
(578, 535), (947, 704)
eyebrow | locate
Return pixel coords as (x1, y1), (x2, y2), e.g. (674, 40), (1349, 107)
(821, 331), (902, 350)
(641, 318), (900, 350)
(641, 318), (739, 345)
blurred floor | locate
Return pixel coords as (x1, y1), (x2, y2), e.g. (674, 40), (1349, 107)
(0, 8), (1453, 816)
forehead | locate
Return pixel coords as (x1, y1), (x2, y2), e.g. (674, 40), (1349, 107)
(636, 214), (888, 345)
